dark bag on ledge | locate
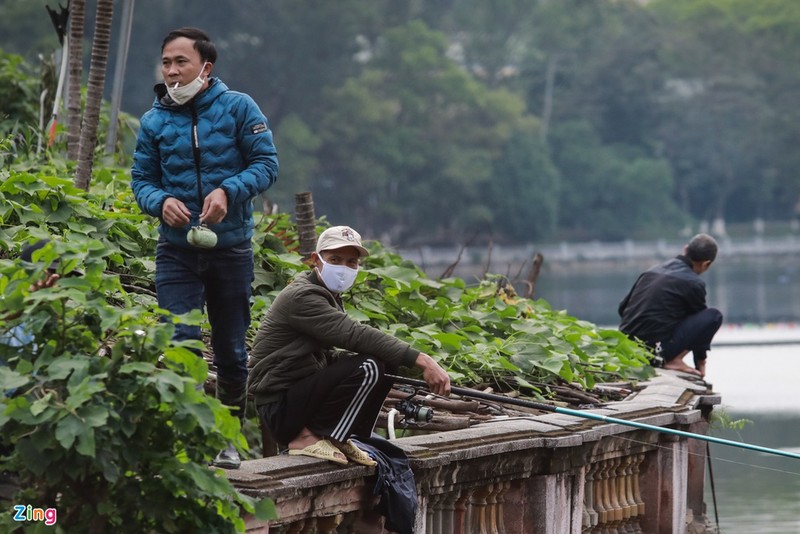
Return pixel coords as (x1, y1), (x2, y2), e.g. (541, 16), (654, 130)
(350, 434), (417, 534)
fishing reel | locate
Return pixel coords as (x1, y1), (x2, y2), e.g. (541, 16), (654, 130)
(395, 389), (434, 425)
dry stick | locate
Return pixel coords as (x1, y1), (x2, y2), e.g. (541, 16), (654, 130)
(524, 252), (544, 299)
(481, 238), (494, 279)
(439, 232), (480, 279)
(439, 243), (467, 279)
(511, 259), (529, 284)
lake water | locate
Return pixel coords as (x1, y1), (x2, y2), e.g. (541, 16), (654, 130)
(701, 333), (800, 533)
(531, 256), (800, 327)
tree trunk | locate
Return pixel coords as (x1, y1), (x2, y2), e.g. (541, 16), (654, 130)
(66, 0), (85, 160)
(74, 0), (114, 191)
(295, 192), (317, 261)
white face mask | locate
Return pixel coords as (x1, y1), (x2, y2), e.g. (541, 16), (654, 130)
(317, 258), (359, 293)
(166, 62), (208, 105)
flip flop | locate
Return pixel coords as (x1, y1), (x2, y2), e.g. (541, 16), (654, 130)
(335, 439), (377, 466)
(288, 439), (348, 465)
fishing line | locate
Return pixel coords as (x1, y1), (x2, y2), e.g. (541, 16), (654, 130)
(707, 442), (720, 531)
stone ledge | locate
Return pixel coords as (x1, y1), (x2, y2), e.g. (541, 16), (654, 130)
(235, 372), (717, 533)
(232, 372), (709, 502)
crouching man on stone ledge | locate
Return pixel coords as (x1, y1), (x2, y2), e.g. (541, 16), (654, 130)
(247, 225), (451, 465)
(618, 233), (723, 377)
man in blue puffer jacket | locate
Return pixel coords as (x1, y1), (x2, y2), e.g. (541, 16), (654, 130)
(131, 27), (278, 469)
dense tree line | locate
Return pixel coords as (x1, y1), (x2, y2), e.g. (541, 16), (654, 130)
(1, 0), (798, 245)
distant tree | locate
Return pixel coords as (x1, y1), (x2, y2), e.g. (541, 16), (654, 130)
(551, 120), (683, 241)
(0, 0), (58, 60)
(216, 0), (385, 126)
(489, 121), (560, 242)
(438, 0), (538, 89)
(315, 20), (530, 244)
(0, 52), (40, 137)
(266, 113), (321, 211)
(650, 0), (788, 227)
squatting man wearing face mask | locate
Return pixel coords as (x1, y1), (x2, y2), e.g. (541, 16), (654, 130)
(131, 27), (279, 469)
(248, 226), (451, 465)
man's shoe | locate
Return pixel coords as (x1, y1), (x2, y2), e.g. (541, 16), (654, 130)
(212, 444), (241, 469)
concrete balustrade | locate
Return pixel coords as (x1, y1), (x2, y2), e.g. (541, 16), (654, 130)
(229, 371), (719, 534)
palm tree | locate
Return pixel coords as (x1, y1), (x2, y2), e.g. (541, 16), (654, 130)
(74, 0), (114, 191)
(66, 0), (85, 161)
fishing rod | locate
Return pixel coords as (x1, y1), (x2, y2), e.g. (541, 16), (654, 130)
(387, 374), (800, 461)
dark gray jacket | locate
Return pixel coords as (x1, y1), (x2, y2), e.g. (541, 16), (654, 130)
(618, 255), (707, 346)
(248, 270), (419, 405)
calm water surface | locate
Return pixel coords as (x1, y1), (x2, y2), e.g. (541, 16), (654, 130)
(703, 338), (800, 533)
(532, 256), (800, 327)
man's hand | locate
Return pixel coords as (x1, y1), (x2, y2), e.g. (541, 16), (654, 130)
(162, 197), (192, 228)
(415, 352), (451, 397)
(200, 188), (228, 225)
(29, 272), (60, 293)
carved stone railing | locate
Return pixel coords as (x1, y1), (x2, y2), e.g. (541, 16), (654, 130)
(230, 371), (719, 534)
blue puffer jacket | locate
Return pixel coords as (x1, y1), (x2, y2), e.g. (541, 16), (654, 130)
(131, 78), (279, 249)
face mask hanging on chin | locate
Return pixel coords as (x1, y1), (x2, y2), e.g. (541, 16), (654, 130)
(166, 62), (209, 105)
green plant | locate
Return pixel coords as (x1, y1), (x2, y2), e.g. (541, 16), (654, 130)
(0, 238), (274, 532)
(709, 407), (753, 432)
(0, 51), (39, 140)
(253, 224), (656, 398)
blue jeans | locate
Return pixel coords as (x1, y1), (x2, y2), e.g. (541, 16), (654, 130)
(155, 239), (253, 385)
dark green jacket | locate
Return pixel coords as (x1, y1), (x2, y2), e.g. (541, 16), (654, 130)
(247, 270), (419, 405)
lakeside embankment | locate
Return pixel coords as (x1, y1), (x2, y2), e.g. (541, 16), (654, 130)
(395, 234), (800, 274)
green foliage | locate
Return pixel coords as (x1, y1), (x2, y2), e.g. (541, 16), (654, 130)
(709, 407), (753, 432)
(252, 215), (656, 395)
(490, 122), (560, 241)
(0, 51), (40, 149)
(0, 178), (275, 531)
(0, 168), (157, 288)
(342, 250), (654, 395)
(0, 239), (275, 532)
(551, 120), (685, 240)
(316, 19), (537, 243)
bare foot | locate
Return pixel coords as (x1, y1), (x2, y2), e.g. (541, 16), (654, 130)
(696, 360), (706, 377)
(287, 428), (320, 450)
(662, 359), (702, 376)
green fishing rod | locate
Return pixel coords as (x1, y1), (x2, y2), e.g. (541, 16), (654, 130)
(387, 374), (800, 461)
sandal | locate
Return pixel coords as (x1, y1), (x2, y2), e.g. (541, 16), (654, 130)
(334, 439), (377, 466)
(288, 439), (348, 465)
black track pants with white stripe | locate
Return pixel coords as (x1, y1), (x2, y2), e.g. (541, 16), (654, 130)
(261, 355), (393, 446)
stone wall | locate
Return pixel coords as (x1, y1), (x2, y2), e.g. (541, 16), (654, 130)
(228, 371), (719, 534)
